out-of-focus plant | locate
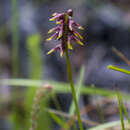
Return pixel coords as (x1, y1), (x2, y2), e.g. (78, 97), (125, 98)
(26, 34), (43, 79)
(30, 84), (52, 130)
(12, 0), (19, 77)
(108, 65), (130, 75)
(116, 86), (125, 130)
(1, 79), (130, 99)
(108, 47), (130, 75)
(25, 34), (52, 130)
(107, 48), (130, 130)
(9, 34), (46, 130)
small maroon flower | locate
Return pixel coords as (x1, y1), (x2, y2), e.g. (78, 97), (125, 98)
(47, 44), (63, 57)
(46, 9), (84, 57)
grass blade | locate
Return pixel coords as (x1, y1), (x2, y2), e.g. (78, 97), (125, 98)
(116, 88), (125, 130)
(89, 120), (129, 130)
(121, 101), (130, 124)
(1, 79), (130, 100)
(108, 65), (130, 75)
(49, 111), (69, 130)
(69, 65), (85, 116)
(12, 0), (19, 77)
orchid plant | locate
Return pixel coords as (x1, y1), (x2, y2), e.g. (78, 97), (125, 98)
(46, 9), (84, 130)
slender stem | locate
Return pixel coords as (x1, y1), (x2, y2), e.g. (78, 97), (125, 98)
(108, 65), (130, 75)
(51, 92), (61, 110)
(63, 14), (83, 130)
(65, 50), (83, 130)
(116, 88), (125, 130)
(12, 0), (19, 77)
(121, 101), (130, 124)
(69, 66), (85, 116)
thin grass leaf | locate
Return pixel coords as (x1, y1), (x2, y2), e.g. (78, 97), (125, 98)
(49, 112), (69, 130)
(116, 82), (130, 124)
(12, 0), (19, 77)
(11, 1), (20, 128)
(89, 120), (129, 130)
(51, 92), (62, 110)
(112, 47), (130, 66)
(121, 101), (130, 124)
(69, 65), (85, 116)
(46, 108), (77, 130)
(116, 88), (125, 130)
(108, 65), (130, 75)
(1, 79), (130, 100)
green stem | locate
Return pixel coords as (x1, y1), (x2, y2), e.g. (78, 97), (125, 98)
(121, 101), (130, 124)
(63, 14), (83, 130)
(108, 65), (130, 75)
(69, 66), (85, 116)
(12, 0), (19, 77)
(65, 49), (83, 130)
(116, 88), (125, 130)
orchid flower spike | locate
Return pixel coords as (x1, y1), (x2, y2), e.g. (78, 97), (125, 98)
(46, 9), (84, 57)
